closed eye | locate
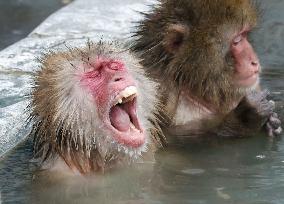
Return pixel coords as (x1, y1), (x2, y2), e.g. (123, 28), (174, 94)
(232, 31), (248, 46)
(233, 34), (243, 45)
(108, 61), (124, 71)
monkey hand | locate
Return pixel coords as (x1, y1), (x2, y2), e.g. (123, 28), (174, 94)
(244, 90), (282, 137)
(266, 112), (282, 137)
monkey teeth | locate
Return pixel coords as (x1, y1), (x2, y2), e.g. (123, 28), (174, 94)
(130, 122), (141, 133)
(114, 86), (138, 105)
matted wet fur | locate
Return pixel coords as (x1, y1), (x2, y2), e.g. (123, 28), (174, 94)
(28, 41), (164, 174)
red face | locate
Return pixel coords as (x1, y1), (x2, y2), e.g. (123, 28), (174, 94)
(79, 58), (145, 148)
(230, 28), (260, 88)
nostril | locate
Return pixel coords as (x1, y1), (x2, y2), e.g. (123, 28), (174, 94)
(114, 77), (123, 82)
(251, 61), (258, 66)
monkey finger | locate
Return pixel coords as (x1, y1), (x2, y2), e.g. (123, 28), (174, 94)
(269, 116), (281, 129)
(272, 112), (278, 118)
(258, 103), (273, 116)
(266, 122), (274, 137)
(273, 126), (283, 136)
(268, 100), (276, 109)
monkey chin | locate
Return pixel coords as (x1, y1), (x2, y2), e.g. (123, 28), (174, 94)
(236, 73), (260, 93)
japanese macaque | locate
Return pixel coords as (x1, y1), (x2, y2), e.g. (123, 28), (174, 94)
(28, 41), (162, 175)
(131, 0), (282, 141)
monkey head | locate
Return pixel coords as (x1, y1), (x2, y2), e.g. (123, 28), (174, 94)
(132, 0), (260, 110)
(78, 50), (146, 148)
(30, 42), (159, 174)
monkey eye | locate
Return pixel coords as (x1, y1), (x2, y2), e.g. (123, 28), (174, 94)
(232, 34), (243, 45)
(232, 31), (248, 46)
(109, 61), (123, 70)
(107, 61), (124, 71)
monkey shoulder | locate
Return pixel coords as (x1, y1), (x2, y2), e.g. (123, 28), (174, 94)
(173, 94), (213, 126)
(164, 92), (217, 137)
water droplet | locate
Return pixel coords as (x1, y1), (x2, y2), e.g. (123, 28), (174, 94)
(256, 155), (266, 159)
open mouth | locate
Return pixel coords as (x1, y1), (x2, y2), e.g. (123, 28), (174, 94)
(109, 86), (145, 148)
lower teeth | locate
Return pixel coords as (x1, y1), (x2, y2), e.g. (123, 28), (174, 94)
(130, 123), (140, 132)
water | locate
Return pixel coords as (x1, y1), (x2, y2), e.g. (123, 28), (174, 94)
(1, 135), (284, 203)
(0, 0), (284, 204)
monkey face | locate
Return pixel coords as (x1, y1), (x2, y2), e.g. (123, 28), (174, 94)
(79, 57), (145, 148)
(230, 27), (260, 88)
(162, 0), (259, 87)
(164, 24), (260, 89)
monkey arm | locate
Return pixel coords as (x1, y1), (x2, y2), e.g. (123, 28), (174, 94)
(215, 90), (282, 137)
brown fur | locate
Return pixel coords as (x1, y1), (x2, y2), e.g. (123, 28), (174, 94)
(132, 0), (258, 111)
(131, 0), (282, 139)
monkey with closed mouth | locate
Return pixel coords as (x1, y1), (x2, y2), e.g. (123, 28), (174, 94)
(131, 0), (282, 141)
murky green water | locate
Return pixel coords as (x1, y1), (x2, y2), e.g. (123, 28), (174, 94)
(0, 0), (284, 204)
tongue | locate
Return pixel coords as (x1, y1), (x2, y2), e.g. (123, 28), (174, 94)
(110, 105), (131, 132)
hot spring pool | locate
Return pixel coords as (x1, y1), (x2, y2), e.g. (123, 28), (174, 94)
(0, 0), (284, 203)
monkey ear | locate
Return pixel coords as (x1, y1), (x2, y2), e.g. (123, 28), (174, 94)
(163, 24), (189, 53)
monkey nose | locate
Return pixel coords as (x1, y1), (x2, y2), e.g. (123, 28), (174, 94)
(251, 61), (258, 66)
(250, 60), (259, 73)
